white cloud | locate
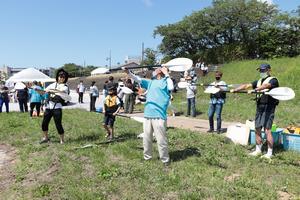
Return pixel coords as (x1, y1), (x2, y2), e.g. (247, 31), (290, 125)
(257, 0), (273, 5)
(142, 0), (153, 7)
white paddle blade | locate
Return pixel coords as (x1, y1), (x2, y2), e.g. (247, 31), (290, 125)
(14, 82), (26, 90)
(266, 87), (295, 101)
(131, 116), (145, 123)
(204, 87), (221, 94)
(121, 86), (133, 94)
(177, 81), (189, 89)
(55, 92), (72, 102)
(163, 58), (193, 72)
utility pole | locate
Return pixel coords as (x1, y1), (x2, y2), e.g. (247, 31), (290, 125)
(106, 50), (112, 70)
(141, 42), (144, 64)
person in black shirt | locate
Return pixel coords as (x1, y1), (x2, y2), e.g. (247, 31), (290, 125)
(231, 63), (279, 159)
(16, 87), (29, 112)
(0, 82), (10, 113)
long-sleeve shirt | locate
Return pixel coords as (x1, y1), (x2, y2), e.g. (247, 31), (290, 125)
(29, 85), (43, 103)
(128, 71), (173, 120)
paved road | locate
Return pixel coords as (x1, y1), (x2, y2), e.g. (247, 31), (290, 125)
(6, 90), (237, 133)
(7, 90), (104, 112)
(120, 112), (238, 133)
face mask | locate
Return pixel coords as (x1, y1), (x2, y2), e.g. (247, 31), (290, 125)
(215, 77), (221, 81)
(260, 72), (268, 79)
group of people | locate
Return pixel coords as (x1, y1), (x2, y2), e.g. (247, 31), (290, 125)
(0, 80), (46, 117)
(0, 61), (280, 164)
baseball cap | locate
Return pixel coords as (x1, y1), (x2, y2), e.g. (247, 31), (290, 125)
(257, 63), (271, 71)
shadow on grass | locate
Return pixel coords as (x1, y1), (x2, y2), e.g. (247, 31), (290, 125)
(95, 133), (138, 145)
(170, 147), (201, 162)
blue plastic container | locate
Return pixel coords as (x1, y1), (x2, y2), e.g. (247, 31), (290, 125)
(282, 133), (300, 152)
(249, 128), (283, 145)
(95, 107), (103, 113)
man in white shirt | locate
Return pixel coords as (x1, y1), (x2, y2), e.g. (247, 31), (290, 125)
(77, 80), (85, 103)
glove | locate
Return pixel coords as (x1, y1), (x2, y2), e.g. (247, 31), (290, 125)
(230, 89), (235, 93)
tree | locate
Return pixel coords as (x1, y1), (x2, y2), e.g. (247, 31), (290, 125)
(154, 0), (299, 63)
(141, 48), (158, 66)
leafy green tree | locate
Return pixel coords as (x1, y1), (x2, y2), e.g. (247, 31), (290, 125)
(154, 0), (300, 63)
(141, 48), (158, 66)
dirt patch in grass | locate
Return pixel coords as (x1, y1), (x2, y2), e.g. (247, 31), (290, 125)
(277, 190), (292, 200)
(0, 144), (17, 192)
(224, 173), (241, 182)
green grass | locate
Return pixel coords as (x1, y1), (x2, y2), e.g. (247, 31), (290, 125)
(172, 56), (300, 127)
(1, 109), (300, 199)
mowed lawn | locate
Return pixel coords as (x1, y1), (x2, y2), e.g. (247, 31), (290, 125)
(1, 109), (300, 199)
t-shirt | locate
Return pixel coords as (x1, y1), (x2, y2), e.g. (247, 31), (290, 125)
(0, 86), (9, 100)
(45, 82), (69, 109)
(17, 88), (28, 100)
(77, 83), (85, 93)
(140, 77), (172, 120)
(186, 83), (197, 99)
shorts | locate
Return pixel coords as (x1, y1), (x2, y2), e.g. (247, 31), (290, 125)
(255, 104), (276, 129)
(103, 114), (116, 127)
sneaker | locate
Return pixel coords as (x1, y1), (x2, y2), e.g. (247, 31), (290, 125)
(249, 150), (262, 156)
(39, 138), (50, 144)
(261, 154), (272, 159)
(163, 161), (170, 167)
(207, 129), (214, 133)
(60, 140), (64, 144)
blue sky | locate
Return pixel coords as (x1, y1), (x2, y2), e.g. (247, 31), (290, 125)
(0, 0), (299, 68)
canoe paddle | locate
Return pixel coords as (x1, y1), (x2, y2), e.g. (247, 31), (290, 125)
(205, 87), (295, 101)
(95, 57), (193, 74)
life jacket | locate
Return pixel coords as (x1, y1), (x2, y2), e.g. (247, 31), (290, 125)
(256, 76), (279, 105)
(104, 95), (119, 114)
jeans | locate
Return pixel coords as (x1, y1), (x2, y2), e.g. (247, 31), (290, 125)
(187, 97), (196, 117)
(0, 98), (9, 113)
(208, 103), (223, 131)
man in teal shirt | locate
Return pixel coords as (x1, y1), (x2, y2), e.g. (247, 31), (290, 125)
(124, 67), (173, 166)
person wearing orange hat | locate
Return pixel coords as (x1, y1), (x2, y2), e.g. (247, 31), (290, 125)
(231, 63), (279, 159)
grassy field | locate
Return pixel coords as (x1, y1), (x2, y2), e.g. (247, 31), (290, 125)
(1, 109), (300, 199)
(171, 56), (300, 127)
(1, 57), (300, 199)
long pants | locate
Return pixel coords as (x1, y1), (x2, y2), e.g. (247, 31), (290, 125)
(42, 108), (64, 135)
(18, 99), (28, 112)
(124, 94), (135, 113)
(90, 95), (97, 112)
(187, 97), (196, 117)
(0, 98), (9, 113)
(208, 103), (223, 131)
(30, 102), (41, 117)
(78, 92), (83, 103)
(143, 118), (169, 163)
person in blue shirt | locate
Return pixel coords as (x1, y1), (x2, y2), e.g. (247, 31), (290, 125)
(124, 66), (174, 166)
(29, 81), (44, 117)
